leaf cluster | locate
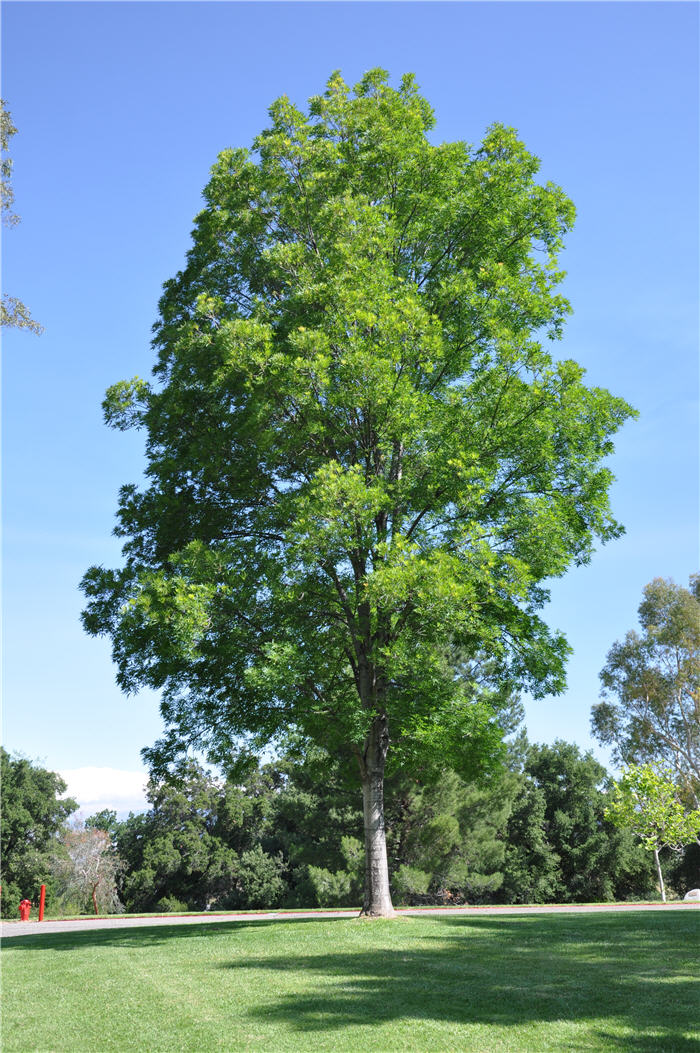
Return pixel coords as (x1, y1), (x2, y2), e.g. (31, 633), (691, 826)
(605, 764), (700, 854)
(592, 576), (700, 806)
(0, 749), (78, 916)
(82, 70), (635, 779)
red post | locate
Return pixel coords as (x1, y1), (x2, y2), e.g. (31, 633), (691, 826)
(39, 884), (46, 921)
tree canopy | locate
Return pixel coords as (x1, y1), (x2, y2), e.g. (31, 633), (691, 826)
(592, 576), (700, 806)
(82, 70), (635, 915)
(605, 764), (700, 902)
(113, 759), (284, 912)
(0, 748), (77, 916)
(513, 741), (652, 904)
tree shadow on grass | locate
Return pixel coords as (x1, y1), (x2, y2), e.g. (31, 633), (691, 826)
(4, 913), (698, 1049)
(214, 913), (699, 1050)
(0, 915), (346, 951)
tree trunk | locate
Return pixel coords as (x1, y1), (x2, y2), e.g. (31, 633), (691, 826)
(653, 848), (666, 903)
(359, 714), (395, 917)
(92, 882), (99, 915)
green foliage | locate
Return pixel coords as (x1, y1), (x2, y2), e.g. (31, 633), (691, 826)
(98, 736), (673, 911)
(605, 763), (700, 901)
(384, 739), (653, 905)
(115, 762), (241, 912)
(499, 779), (561, 903)
(605, 764), (700, 855)
(82, 70), (634, 805)
(592, 576), (700, 806)
(114, 759), (289, 911)
(259, 741), (363, 894)
(391, 864), (431, 898)
(85, 809), (119, 840)
(306, 834), (364, 907)
(1, 99), (17, 222)
(306, 865), (354, 907)
(110, 740), (661, 911)
(233, 845), (286, 909)
(0, 748), (77, 917)
(385, 766), (517, 904)
(507, 741), (655, 903)
(0, 295), (44, 333)
(155, 894), (189, 913)
(667, 841), (700, 898)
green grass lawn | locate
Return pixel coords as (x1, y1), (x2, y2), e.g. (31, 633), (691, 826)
(3, 912), (698, 1051)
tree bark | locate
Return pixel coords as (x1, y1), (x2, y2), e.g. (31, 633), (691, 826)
(653, 848), (666, 903)
(359, 714), (395, 917)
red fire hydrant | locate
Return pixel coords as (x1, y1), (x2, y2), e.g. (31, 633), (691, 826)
(19, 899), (31, 921)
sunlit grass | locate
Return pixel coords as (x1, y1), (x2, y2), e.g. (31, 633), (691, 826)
(3, 912), (698, 1050)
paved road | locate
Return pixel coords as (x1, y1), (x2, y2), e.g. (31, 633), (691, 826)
(2, 901), (697, 939)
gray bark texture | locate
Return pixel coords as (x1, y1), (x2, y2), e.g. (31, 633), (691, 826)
(653, 847), (666, 903)
(359, 714), (395, 917)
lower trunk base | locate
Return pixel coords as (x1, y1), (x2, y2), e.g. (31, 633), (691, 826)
(360, 715), (395, 919)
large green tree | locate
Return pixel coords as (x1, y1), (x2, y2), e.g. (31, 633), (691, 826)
(0, 749), (77, 916)
(82, 71), (634, 915)
(592, 576), (700, 807)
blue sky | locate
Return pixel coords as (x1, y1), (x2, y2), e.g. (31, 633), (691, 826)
(2, 1), (698, 814)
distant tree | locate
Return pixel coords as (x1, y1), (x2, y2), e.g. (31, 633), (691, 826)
(269, 685), (524, 907)
(0, 100), (42, 333)
(115, 762), (239, 912)
(386, 767), (520, 904)
(667, 841), (700, 900)
(266, 742), (365, 906)
(85, 809), (119, 839)
(497, 741), (655, 904)
(114, 760), (291, 912)
(306, 836), (364, 907)
(233, 845), (286, 909)
(592, 576), (700, 806)
(520, 741), (654, 903)
(0, 748), (77, 917)
(53, 823), (123, 915)
(106, 740), (659, 910)
(275, 737), (654, 906)
(499, 778), (561, 904)
(82, 69), (635, 917)
(286, 758), (522, 908)
(605, 764), (700, 902)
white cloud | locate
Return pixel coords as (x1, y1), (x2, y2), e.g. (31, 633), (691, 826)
(59, 767), (149, 819)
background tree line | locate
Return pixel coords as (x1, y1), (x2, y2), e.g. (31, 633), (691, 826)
(3, 734), (697, 919)
(3, 575), (697, 916)
(104, 734), (697, 913)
